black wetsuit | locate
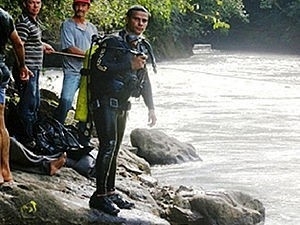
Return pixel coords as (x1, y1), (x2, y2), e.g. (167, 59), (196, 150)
(89, 30), (155, 195)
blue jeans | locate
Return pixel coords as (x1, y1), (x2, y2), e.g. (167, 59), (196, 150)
(0, 87), (5, 104)
(55, 72), (90, 145)
(55, 71), (81, 124)
(18, 69), (40, 140)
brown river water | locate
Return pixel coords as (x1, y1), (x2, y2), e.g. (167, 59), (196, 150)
(43, 50), (300, 225)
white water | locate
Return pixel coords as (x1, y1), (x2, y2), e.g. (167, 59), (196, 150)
(43, 50), (300, 225)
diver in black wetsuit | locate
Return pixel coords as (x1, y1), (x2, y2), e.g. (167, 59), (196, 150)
(88, 5), (157, 215)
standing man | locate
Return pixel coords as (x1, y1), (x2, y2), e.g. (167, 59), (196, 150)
(54, 0), (97, 146)
(0, 7), (31, 184)
(15, 0), (55, 148)
(88, 5), (157, 215)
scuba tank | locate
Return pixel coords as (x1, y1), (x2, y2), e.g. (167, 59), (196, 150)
(74, 44), (98, 122)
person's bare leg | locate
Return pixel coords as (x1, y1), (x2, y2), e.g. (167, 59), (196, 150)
(0, 104), (12, 183)
(0, 141), (4, 184)
(2, 134), (12, 182)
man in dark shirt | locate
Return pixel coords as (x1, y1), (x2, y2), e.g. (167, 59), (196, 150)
(0, 7), (31, 184)
(88, 5), (157, 215)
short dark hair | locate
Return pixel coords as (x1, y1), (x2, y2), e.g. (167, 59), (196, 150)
(126, 5), (151, 18)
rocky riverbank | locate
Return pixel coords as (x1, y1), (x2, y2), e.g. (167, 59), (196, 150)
(0, 127), (265, 225)
(0, 79), (266, 225)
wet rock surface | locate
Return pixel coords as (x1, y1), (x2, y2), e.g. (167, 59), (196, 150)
(0, 142), (264, 225)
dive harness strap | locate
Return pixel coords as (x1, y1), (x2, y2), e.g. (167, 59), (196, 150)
(90, 97), (131, 111)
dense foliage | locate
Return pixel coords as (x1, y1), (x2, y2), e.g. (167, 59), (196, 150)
(1, 0), (299, 57)
(209, 0), (300, 53)
(1, 0), (247, 56)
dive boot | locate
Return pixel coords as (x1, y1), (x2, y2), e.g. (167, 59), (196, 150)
(89, 194), (120, 216)
(109, 193), (135, 209)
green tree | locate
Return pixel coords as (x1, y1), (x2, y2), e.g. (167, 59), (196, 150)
(259, 0), (300, 21)
(149, 0), (247, 58)
(1, 0), (249, 59)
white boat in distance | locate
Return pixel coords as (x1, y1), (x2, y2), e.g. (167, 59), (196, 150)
(192, 43), (212, 54)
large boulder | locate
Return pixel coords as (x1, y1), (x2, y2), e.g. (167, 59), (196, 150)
(190, 190), (265, 225)
(130, 128), (201, 165)
(152, 186), (265, 225)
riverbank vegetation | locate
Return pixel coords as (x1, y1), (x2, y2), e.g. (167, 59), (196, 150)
(2, 0), (300, 60)
(202, 0), (300, 54)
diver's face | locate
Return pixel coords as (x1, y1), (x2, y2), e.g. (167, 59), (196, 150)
(126, 10), (149, 35)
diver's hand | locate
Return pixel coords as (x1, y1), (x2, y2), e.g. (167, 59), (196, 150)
(148, 109), (157, 127)
(131, 54), (148, 70)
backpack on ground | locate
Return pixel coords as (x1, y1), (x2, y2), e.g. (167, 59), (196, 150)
(32, 117), (82, 155)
